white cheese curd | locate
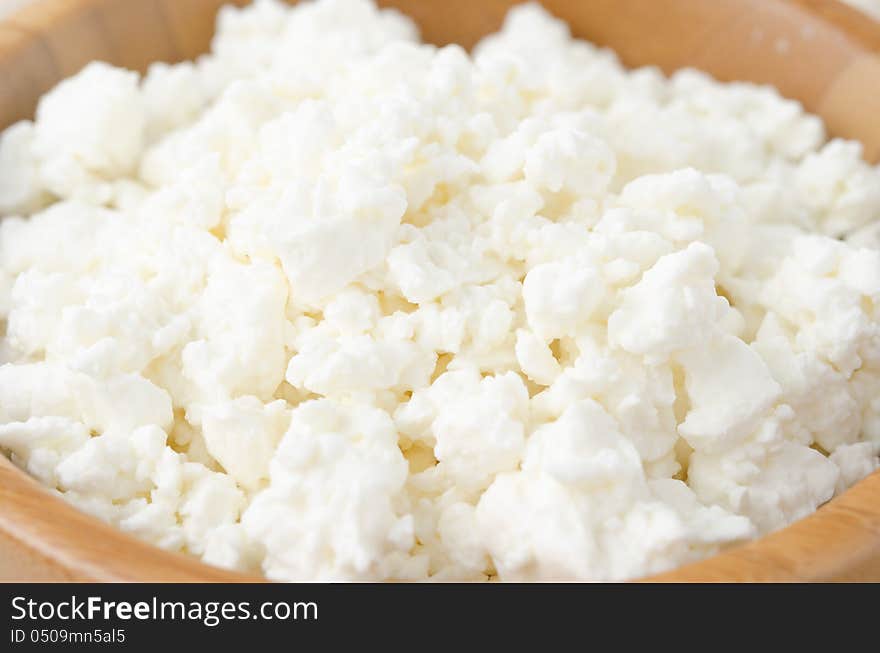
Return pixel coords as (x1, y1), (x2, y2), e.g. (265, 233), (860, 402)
(0, 0), (879, 581)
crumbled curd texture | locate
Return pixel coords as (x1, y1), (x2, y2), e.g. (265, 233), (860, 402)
(1, 0), (879, 582)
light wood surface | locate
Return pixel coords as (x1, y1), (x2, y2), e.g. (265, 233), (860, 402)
(0, 456), (260, 581)
(0, 0), (879, 582)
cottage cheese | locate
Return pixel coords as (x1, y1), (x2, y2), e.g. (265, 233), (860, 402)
(0, 0), (879, 582)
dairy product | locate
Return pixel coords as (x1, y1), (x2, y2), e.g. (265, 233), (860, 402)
(0, 0), (878, 581)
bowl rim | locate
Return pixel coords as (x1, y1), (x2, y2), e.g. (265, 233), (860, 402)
(1, 0), (879, 583)
(2, 453), (879, 581)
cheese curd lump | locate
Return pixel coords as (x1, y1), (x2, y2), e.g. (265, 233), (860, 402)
(0, 0), (879, 581)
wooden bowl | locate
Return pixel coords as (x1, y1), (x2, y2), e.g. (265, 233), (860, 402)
(1, 0), (879, 582)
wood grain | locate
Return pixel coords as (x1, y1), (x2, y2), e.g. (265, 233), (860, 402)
(0, 456), (260, 581)
(0, 0), (879, 582)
